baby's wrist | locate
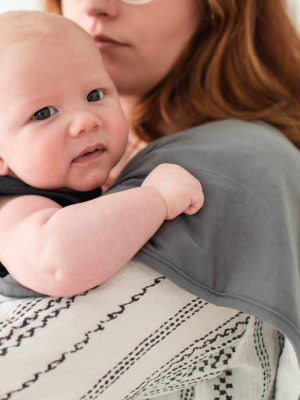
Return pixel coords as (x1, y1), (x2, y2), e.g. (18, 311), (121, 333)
(140, 185), (168, 218)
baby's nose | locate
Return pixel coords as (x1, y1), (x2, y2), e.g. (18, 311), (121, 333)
(69, 113), (103, 137)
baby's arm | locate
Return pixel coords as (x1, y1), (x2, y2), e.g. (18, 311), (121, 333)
(0, 164), (203, 297)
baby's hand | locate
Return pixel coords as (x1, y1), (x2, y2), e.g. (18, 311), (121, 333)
(142, 164), (204, 220)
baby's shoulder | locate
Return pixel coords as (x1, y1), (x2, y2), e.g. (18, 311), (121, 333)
(0, 195), (19, 211)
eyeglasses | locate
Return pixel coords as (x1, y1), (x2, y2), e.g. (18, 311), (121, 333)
(120, 0), (153, 4)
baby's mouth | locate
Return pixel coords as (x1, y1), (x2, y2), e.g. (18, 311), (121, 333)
(73, 144), (105, 163)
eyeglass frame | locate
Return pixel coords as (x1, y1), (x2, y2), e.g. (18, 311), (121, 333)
(120, 0), (153, 5)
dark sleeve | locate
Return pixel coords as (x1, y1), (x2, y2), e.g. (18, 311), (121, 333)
(107, 119), (300, 366)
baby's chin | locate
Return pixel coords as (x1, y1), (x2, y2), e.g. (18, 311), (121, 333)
(49, 180), (105, 193)
(60, 177), (108, 193)
(56, 184), (102, 193)
(23, 179), (104, 193)
(11, 171), (107, 193)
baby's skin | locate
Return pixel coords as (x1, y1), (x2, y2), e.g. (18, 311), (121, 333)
(0, 11), (204, 297)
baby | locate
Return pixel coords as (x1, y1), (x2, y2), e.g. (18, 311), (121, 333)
(0, 11), (204, 297)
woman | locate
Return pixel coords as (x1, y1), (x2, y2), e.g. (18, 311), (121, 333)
(0, 0), (300, 398)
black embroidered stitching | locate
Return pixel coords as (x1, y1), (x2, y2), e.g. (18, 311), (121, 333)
(0, 290), (92, 353)
(254, 319), (271, 400)
(271, 332), (285, 400)
(0, 277), (165, 400)
(124, 314), (250, 399)
(80, 299), (206, 399)
(180, 386), (195, 400)
(213, 369), (234, 399)
(0, 298), (42, 327)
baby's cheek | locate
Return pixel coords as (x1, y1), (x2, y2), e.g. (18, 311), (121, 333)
(112, 117), (129, 148)
(24, 150), (65, 188)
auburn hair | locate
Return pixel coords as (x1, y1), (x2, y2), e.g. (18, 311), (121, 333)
(45, 0), (300, 149)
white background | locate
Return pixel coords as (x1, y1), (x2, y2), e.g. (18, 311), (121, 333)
(0, 0), (299, 28)
(0, 0), (43, 12)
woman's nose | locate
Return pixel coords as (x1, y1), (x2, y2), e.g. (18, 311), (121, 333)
(68, 113), (103, 138)
(82, 0), (119, 18)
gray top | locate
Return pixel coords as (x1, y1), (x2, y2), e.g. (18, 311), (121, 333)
(108, 119), (300, 366)
(1, 119), (299, 366)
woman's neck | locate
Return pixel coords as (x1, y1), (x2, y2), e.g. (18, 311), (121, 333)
(120, 95), (182, 137)
(119, 95), (139, 121)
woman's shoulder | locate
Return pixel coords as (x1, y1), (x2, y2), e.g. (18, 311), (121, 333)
(154, 119), (298, 158)
(125, 119), (300, 180)
(112, 119), (299, 200)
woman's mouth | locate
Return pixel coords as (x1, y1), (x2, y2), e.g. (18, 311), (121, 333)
(95, 42), (120, 51)
(92, 34), (127, 51)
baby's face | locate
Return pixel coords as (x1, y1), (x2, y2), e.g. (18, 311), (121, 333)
(0, 18), (128, 192)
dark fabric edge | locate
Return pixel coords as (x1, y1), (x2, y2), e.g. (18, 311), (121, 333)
(0, 275), (47, 298)
(133, 250), (300, 369)
(0, 289), (46, 299)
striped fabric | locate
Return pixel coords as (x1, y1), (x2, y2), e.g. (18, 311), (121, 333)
(0, 260), (293, 400)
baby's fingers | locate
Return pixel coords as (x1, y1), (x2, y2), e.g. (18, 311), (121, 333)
(184, 193), (204, 215)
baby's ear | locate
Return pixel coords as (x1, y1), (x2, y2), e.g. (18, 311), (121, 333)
(0, 156), (10, 176)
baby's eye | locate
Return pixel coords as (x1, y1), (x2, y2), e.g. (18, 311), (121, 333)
(32, 106), (57, 121)
(87, 89), (104, 102)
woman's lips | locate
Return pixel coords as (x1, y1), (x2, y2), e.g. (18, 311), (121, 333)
(95, 41), (120, 51)
(92, 34), (126, 51)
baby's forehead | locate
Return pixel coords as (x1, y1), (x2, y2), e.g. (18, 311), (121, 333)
(0, 11), (89, 48)
(0, 10), (110, 102)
